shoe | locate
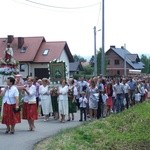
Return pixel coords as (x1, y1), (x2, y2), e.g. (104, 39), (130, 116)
(10, 129), (15, 134)
(5, 130), (10, 134)
(67, 119), (70, 121)
(62, 120), (65, 123)
(79, 119), (82, 122)
(10, 131), (14, 134)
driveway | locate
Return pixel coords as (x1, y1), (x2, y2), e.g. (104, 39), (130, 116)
(0, 111), (82, 150)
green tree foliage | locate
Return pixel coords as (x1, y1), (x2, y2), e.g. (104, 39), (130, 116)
(82, 65), (93, 75)
(73, 54), (86, 62)
(89, 48), (107, 76)
(97, 49), (101, 75)
(97, 48), (107, 75)
(89, 55), (94, 67)
(140, 54), (150, 73)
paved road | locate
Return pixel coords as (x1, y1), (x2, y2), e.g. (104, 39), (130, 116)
(0, 111), (82, 150)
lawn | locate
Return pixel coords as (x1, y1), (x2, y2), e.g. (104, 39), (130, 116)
(34, 100), (150, 150)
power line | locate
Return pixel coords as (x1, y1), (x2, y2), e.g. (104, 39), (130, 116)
(25, 0), (99, 10)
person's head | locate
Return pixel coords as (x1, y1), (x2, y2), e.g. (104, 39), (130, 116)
(37, 79), (42, 85)
(33, 76), (38, 84)
(61, 79), (67, 86)
(122, 78), (126, 84)
(81, 91), (86, 97)
(27, 77), (34, 86)
(7, 43), (10, 48)
(90, 79), (96, 88)
(7, 77), (15, 86)
(68, 78), (74, 85)
(42, 78), (48, 85)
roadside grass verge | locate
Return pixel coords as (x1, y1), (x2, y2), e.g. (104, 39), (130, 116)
(34, 101), (150, 150)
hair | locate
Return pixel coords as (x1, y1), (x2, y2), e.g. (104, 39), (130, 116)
(28, 76), (34, 82)
(8, 77), (15, 85)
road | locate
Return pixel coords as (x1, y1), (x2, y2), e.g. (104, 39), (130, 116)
(0, 111), (82, 150)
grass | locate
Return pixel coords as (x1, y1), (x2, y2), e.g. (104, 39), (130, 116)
(34, 100), (150, 150)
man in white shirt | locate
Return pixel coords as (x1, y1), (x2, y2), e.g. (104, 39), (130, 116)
(114, 78), (124, 113)
(122, 78), (130, 109)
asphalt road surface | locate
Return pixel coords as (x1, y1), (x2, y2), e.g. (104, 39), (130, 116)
(0, 111), (82, 150)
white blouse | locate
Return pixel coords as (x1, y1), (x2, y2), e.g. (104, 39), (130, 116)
(3, 85), (19, 104)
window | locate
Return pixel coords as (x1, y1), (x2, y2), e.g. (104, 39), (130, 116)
(20, 46), (27, 53)
(20, 64), (26, 72)
(43, 49), (49, 55)
(107, 60), (110, 65)
(114, 59), (120, 65)
(117, 70), (120, 75)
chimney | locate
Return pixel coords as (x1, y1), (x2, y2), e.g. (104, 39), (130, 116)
(110, 45), (116, 48)
(121, 44), (126, 49)
(7, 35), (14, 43)
(18, 37), (24, 49)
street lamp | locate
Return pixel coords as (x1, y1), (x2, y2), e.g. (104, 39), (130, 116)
(94, 26), (101, 76)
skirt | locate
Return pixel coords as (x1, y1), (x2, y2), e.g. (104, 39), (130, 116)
(106, 97), (113, 107)
(2, 103), (21, 125)
(22, 102), (38, 120)
(51, 96), (58, 112)
(68, 97), (77, 113)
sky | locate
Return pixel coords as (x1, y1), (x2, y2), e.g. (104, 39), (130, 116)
(0, 0), (150, 58)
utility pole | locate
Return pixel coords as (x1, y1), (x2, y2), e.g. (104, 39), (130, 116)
(101, 0), (105, 76)
(94, 26), (97, 76)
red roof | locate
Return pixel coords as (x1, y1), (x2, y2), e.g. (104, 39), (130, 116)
(0, 36), (74, 63)
(34, 41), (68, 63)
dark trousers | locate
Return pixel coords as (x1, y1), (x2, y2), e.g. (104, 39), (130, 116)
(125, 93), (129, 109)
(116, 94), (124, 113)
(76, 98), (80, 109)
(80, 107), (87, 121)
(130, 90), (135, 106)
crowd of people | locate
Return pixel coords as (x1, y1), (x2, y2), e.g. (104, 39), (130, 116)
(0, 74), (150, 135)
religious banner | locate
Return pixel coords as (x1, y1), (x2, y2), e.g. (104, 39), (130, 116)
(49, 60), (66, 83)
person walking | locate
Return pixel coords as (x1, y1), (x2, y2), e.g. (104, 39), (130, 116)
(39, 78), (53, 121)
(1, 77), (21, 134)
(57, 79), (69, 123)
(79, 91), (88, 121)
(68, 78), (78, 121)
(21, 77), (38, 131)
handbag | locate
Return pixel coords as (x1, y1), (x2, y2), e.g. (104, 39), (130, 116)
(13, 106), (21, 113)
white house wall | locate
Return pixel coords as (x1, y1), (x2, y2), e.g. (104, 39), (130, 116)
(19, 49), (70, 79)
(59, 49), (70, 79)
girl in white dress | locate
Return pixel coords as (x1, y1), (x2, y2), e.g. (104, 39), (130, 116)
(58, 79), (69, 123)
(39, 78), (53, 121)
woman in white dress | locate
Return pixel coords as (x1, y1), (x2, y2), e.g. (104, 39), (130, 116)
(58, 79), (69, 123)
(39, 78), (53, 121)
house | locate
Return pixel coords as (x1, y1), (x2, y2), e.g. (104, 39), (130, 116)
(0, 35), (74, 79)
(69, 61), (84, 77)
(105, 45), (144, 76)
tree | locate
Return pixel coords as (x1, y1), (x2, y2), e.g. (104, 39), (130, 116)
(73, 54), (86, 62)
(89, 55), (94, 67)
(97, 48), (107, 75)
(140, 54), (150, 74)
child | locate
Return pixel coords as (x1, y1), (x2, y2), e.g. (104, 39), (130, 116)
(135, 90), (141, 104)
(79, 91), (88, 121)
(101, 90), (108, 118)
